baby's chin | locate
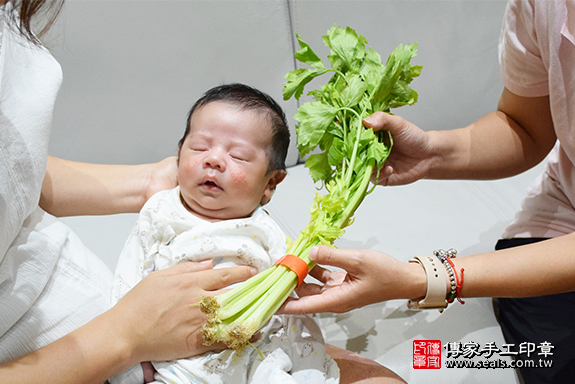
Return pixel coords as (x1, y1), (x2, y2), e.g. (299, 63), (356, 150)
(183, 199), (255, 222)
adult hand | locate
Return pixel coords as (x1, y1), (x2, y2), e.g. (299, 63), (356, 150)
(363, 112), (435, 186)
(145, 156), (178, 201)
(281, 246), (426, 314)
(109, 260), (257, 364)
(0, 260), (256, 384)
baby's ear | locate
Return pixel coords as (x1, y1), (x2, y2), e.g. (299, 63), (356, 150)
(260, 169), (287, 206)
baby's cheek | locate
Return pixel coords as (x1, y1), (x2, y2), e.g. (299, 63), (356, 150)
(230, 170), (247, 184)
(182, 158), (201, 172)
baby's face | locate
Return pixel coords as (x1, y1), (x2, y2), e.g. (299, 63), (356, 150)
(178, 101), (281, 221)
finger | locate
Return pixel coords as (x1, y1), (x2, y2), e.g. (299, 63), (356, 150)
(196, 339), (230, 355)
(199, 266), (258, 291)
(159, 260), (213, 276)
(375, 165), (394, 186)
(294, 282), (325, 298)
(250, 331), (261, 343)
(363, 112), (409, 137)
(363, 111), (399, 132)
(310, 246), (363, 274)
(362, 111), (387, 131)
(276, 297), (298, 314)
(141, 362), (155, 383)
(278, 297), (313, 315)
(307, 263), (332, 282)
(280, 293), (342, 315)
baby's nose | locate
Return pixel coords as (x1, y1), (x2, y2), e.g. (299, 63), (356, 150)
(204, 152), (225, 171)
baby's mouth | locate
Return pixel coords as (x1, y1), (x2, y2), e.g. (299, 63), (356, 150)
(200, 178), (222, 190)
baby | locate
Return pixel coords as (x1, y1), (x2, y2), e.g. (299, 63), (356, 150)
(110, 84), (339, 384)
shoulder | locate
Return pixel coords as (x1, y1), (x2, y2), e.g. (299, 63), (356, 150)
(251, 206), (287, 240)
(138, 187), (179, 219)
(499, 0), (556, 97)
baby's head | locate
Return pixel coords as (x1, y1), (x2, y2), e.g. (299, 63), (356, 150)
(177, 83), (290, 222)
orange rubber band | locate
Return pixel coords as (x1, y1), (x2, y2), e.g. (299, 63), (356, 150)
(274, 254), (309, 287)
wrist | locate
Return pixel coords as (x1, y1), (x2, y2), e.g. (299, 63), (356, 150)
(426, 130), (462, 179)
(405, 260), (427, 300)
(134, 163), (155, 212)
(407, 249), (465, 312)
(121, 161), (166, 213)
(94, 307), (139, 370)
(140, 157), (178, 210)
(407, 255), (448, 311)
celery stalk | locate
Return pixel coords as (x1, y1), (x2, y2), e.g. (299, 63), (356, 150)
(199, 25), (420, 351)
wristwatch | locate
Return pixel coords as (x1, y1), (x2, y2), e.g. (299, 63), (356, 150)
(407, 255), (448, 312)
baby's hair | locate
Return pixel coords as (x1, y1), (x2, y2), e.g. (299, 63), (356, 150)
(178, 83), (290, 173)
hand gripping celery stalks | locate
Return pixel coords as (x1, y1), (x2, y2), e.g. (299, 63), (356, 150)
(199, 25), (421, 351)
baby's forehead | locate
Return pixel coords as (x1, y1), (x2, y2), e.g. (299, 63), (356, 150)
(194, 100), (270, 120)
(188, 102), (274, 137)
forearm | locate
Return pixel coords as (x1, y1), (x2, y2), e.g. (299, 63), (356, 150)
(403, 235), (575, 308)
(0, 262), (251, 383)
(451, 234), (575, 298)
(427, 90), (556, 180)
(40, 156), (175, 217)
(428, 112), (549, 180)
(0, 310), (133, 384)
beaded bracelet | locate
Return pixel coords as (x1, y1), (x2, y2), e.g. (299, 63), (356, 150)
(434, 249), (457, 303)
(434, 248), (465, 305)
(407, 248), (466, 312)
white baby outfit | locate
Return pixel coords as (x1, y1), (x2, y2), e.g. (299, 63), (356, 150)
(110, 186), (339, 384)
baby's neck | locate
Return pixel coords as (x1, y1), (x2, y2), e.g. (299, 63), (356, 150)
(179, 192), (255, 222)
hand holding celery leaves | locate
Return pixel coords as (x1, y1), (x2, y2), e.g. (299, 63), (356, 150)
(199, 25), (421, 351)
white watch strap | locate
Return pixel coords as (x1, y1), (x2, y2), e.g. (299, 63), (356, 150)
(408, 255), (448, 312)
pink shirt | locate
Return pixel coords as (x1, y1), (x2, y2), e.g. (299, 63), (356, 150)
(500, 0), (575, 238)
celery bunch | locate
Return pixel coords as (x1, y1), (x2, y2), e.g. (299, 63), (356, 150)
(200, 25), (421, 350)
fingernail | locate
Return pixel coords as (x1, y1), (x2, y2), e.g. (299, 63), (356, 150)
(250, 267), (259, 275)
(308, 246), (318, 261)
(362, 117), (375, 126)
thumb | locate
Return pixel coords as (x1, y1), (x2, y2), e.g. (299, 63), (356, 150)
(363, 111), (406, 135)
(310, 245), (361, 273)
(362, 111), (394, 131)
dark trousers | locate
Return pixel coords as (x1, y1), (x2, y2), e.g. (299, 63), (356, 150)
(494, 238), (575, 384)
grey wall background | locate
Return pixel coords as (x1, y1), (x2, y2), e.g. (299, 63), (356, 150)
(46, 0), (508, 168)
(46, 0), (298, 165)
(49, 0), (510, 271)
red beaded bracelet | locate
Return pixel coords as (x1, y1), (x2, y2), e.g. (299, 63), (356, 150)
(434, 249), (465, 305)
(444, 257), (465, 304)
